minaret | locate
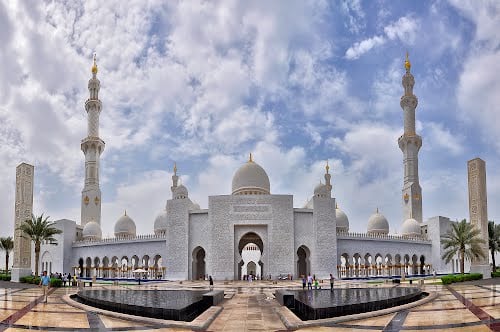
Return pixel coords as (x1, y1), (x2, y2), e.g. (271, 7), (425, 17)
(81, 54), (105, 226)
(171, 162), (178, 198)
(324, 160), (332, 197)
(398, 52), (422, 223)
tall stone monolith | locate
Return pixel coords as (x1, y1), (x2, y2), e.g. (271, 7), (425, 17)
(11, 163), (34, 281)
(467, 158), (490, 278)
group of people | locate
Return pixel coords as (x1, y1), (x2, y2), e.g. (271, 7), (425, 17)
(301, 273), (335, 291)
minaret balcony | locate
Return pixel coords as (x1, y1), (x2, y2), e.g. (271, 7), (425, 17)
(81, 137), (105, 154)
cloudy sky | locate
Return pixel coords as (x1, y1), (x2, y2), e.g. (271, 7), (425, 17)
(0, 0), (499, 247)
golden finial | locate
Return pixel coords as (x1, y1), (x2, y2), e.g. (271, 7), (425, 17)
(249, 153), (253, 162)
(404, 51), (411, 71)
(326, 160), (330, 174)
(92, 53), (98, 74)
(376, 207), (379, 213)
(336, 202), (338, 209)
(173, 162), (177, 175)
(124, 209), (127, 216)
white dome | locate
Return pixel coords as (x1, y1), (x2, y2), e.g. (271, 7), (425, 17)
(174, 184), (188, 199)
(401, 218), (421, 237)
(114, 213), (136, 238)
(367, 210), (389, 235)
(153, 210), (168, 235)
(190, 202), (200, 210)
(232, 159), (270, 195)
(336, 207), (349, 232)
(82, 221), (102, 240)
(314, 183), (329, 197)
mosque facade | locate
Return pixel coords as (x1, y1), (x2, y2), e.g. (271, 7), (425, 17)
(12, 55), (467, 282)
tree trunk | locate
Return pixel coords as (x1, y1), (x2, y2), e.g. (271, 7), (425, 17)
(5, 253), (9, 273)
(35, 241), (40, 277)
(460, 250), (465, 274)
(492, 250), (497, 273)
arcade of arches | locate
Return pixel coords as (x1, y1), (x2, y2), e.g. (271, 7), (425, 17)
(76, 254), (165, 279)
(338, 253), (432, 278)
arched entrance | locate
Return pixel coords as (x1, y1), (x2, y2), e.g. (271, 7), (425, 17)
(237, 232), (263, 280)
(192, 247), (206, 280)
(297, 245), (311, 278)
(247, 261), (256, 275)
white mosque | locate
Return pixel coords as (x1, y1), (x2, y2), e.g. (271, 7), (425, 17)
(12, 54), (467, 282)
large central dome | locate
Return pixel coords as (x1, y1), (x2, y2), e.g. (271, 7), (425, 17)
(232, 155), (270, 195)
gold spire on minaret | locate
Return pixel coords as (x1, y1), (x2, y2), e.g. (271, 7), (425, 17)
(124, 209), (127, 216)
(173, 162), (177, 175)
(404, 51), (411, 71)
(91, 53), (98, 74)
(249, 153), (253, 162)
(326, 160), (330, 174)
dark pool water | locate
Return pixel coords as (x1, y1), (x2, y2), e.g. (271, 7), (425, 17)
(74, 289), (222, 321)
(276, 287), (424, 320)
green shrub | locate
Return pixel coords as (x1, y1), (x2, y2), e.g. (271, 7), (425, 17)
(440, 273), (483, 284)
(50, 278), (62, 287)
(440, 275), (454, 284)
(0, 274), (11, 281)
(492, 271), (500, 278)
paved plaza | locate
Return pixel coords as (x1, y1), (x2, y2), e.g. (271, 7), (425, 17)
(0, 279), (499, 331)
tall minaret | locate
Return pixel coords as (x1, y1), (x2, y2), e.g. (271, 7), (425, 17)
(324, 160), (332, 197)
(171, 162), (178, 199)
(398, 52), (422, 223)
(81, 54), (105, 226)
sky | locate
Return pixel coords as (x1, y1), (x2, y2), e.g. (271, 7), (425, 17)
(0, 0), (499, 250)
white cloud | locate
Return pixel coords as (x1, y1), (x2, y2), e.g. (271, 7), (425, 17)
(340, 0), (366, 34)
(384, 16), (419, 43)
(424, 122), (464, 156)
(345, 15), (419, 59)
(345, 35), (386, 60)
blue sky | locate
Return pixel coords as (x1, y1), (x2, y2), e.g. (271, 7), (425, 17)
(0, 0), (499, 247)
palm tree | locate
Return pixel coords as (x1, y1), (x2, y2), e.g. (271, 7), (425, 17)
(0, 237), (14, 273)
(488, 221), (500, 272)
(441, 219), (486, 274)
(18, 214), (62, 276)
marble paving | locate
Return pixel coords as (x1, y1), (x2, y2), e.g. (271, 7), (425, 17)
(0, 279), (498, 331)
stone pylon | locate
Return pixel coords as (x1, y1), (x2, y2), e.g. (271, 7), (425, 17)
(467, 158), (490, 278)
(11, 163), (34, 281)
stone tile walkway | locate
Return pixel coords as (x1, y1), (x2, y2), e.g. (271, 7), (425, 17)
(0, 279), (498, 331)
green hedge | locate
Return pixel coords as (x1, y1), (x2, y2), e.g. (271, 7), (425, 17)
(49, 278), (62, 287)
(19, 275), (62, 287)
(0, 274), (11, 281)
(492, 271), (500, 278)
(441, 273), (483, 284)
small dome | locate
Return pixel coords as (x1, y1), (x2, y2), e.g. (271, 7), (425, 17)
(232, 157), (270, 195)
(114, 212), (136, 238)
(190, 202), (200, 210)
(154, 210), (168, 235)
(336, 206), (349, 232)
(367, 209), (389, 235)
(174, 184), (188, 199)
(82, 221), (102, 240)
(314, 183), (329, 197)
(401, 218), (421, 237)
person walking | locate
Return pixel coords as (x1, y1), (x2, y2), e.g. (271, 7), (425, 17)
(330, 273), (335, 291)
(314, 276), (319, 289)
(39, 271), (51, 303)
(307, 274), (313, 290)
(209, 275), (213, 291)
(302, 275), (306, 290)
